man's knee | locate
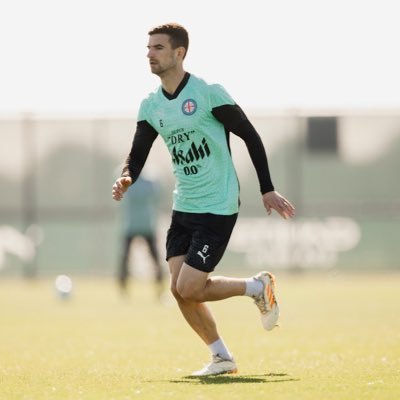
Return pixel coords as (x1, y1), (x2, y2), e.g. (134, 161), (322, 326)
(170, 280), (181, 300)
(170, 280), (202, 302)
(176, 280), (204, 302)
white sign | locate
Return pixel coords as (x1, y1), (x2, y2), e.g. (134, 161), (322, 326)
(229, 217), (361, 268)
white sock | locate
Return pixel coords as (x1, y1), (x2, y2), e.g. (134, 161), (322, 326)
(208, 338), (233, 361)
(244, 277), (263, 297)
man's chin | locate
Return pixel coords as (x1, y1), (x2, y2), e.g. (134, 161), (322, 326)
(150, 67), (161, 76)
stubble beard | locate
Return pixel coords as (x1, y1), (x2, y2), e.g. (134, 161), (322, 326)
(150, 58), (176, 78)
(150, 64), (167, 78)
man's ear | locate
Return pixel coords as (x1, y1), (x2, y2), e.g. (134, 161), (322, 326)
(177, 46), (186, 59)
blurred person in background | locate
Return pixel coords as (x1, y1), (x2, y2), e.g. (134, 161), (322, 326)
(112, 23), (295, 376)
(118, 173), (165, 299)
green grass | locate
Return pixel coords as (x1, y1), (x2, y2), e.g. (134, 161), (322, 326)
(1, 271), (399, 400)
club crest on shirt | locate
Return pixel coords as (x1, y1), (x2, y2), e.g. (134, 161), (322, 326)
(182, 99), (197, 115)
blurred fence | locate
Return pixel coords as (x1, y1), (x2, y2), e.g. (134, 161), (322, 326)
(0, 110), (399, 278)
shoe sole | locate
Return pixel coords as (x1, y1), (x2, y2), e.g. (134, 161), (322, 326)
(225, 368), (238, 375)
(191, 365), (238, 377)
(198, 368), (238, 377)
(261, 272), (279, 331)
(264, 272), (277, 310)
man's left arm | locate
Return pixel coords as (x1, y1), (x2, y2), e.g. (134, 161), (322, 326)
(212, 104), (295, 219)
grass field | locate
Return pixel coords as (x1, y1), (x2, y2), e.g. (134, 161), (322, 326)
(0, 271), (399, 400)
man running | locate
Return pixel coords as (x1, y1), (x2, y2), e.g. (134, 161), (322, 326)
(112, 23), (295, 376)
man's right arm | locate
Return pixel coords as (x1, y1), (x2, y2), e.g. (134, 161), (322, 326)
(112, 120), (158, 201)
(121, 120), (159, 181)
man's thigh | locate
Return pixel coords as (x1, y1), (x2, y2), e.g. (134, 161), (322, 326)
(176, 263), (209, 295)
(168, 255), (186, 288)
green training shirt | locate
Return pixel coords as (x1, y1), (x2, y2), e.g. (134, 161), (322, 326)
(138, 74), (240, 215)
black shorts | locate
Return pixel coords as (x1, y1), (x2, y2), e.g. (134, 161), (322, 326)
(166, 211), (238, 273)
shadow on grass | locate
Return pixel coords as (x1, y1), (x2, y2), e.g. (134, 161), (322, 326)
(169, 373), (300, 385)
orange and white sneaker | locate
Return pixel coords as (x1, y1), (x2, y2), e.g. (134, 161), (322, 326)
(252, 271), (279, 331)
(191, 354), (237, 376)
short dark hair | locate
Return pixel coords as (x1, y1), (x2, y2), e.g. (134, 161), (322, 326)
(148, 23), (189, 59)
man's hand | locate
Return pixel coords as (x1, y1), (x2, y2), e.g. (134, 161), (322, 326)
(112, 177), (132, 201)
(262, 191), (295, 219)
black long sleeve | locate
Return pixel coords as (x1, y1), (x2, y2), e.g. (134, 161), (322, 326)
(121, 120), (158, 182)
(212, 104), (275, 194)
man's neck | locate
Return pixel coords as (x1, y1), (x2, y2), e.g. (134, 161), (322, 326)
(160, 69), (187, 96)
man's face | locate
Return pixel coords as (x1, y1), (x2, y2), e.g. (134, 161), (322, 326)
(147, 33), (180, 76)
